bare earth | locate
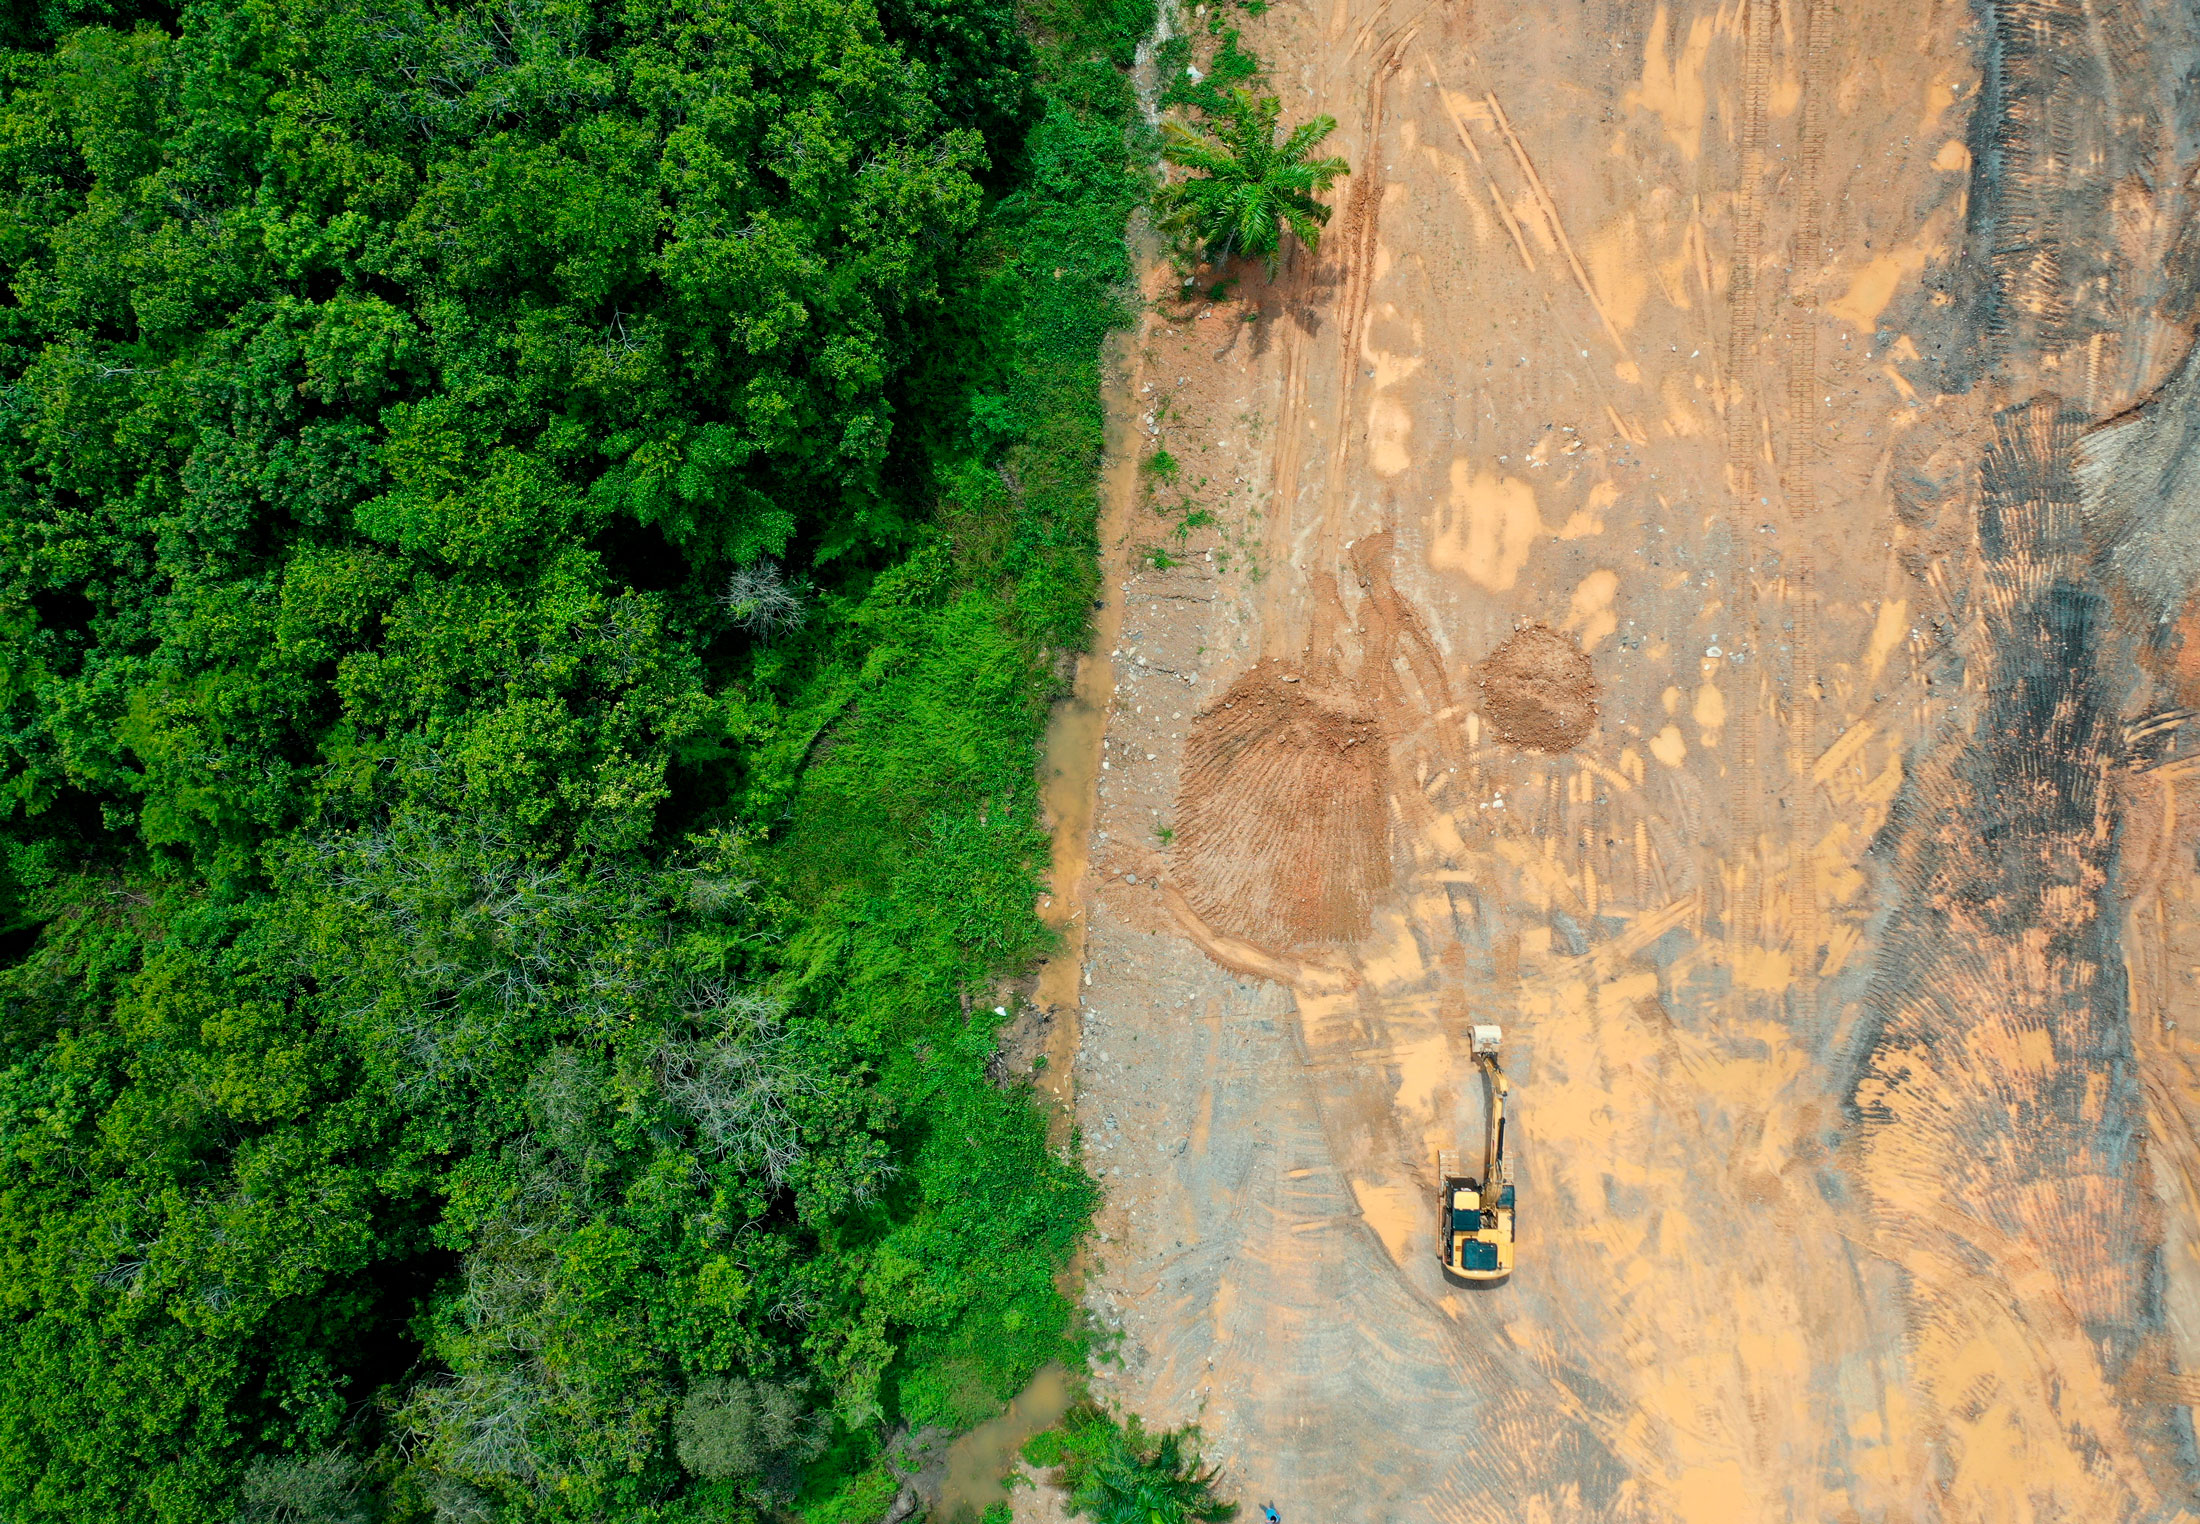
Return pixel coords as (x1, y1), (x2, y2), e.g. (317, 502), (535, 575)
(1024, 0), (2200, 1518)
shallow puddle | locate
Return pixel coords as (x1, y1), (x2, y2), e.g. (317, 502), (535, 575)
(930, 1362), (1076, 1519)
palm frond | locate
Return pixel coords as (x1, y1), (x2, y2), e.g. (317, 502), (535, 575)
(1278, 113), (1340, 162)
(1154, 90), (1351, 275)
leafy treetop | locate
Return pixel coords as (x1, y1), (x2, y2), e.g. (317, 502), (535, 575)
(1156, 88), (1348, 275)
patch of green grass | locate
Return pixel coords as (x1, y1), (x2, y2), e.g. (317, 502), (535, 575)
(1173, 507), (1217, 543)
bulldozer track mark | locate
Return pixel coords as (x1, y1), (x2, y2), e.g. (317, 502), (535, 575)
(1720, 0), (1776, 499)
(1173, 661), (1391, 951)
(1780, 0), (1830, 520)
(1318, 33), (1415, 537)
(1723, 0), (1786, 946)
(1333, 28), (1416, 365)
(1784, 565), (1822, 982)
(1954, 0), (2191, 405)
(1731, 664), (1768, 945)
(1257, 20), (1416, 657)
(1262, 313), (1314, 659)
(1423, 59), (1540, 276)
(1420, 49), (1648, 460)
(1859, 1199), (2164, 1509)
(1274, 25), (1418, 668)
(1481, 92), (1631, 362)
(1847, 390), (2174, 1509)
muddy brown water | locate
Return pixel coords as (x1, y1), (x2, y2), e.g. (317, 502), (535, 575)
(930, 1363), (1076, 1519)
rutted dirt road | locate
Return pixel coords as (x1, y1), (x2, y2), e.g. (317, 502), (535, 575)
(1034, 0), (2200, 1517)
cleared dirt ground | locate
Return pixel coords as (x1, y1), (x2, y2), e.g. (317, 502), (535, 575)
(1028, 0), (2200, 1517)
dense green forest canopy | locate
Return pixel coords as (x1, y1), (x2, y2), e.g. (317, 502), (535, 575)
(0, 0), (1152, 1517)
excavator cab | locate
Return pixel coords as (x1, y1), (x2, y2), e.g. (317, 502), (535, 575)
(1440, 1024), (1514, 1283)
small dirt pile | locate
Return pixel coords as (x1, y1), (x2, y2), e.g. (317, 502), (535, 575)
(1475, 624), (1598, 752)
(1173, 661), (1390, 950)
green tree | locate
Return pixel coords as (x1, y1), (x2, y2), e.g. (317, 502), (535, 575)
(1156, 89), (1349, 274)
(1026, 1404), (1238, 1524)
(0, 0), (1157, 1514)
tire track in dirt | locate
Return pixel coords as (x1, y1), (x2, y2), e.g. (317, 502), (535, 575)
(1260, 269), (1317, 660)
(1721, 0), (1778, 949)
(1719, 0), (1774, 501)
(1780, 0), (1828, 522)
(1309, 24), (1415, 569)
(1481, 92), (1632, 366)
(1774, 0), (1833, 980)
(1418, 49), (1653, 461)
(1257, 15), (1417, 660)
(1424, 66), (1542, 276)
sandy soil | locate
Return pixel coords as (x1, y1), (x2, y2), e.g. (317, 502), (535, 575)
(1024, 0), (2200, 1518)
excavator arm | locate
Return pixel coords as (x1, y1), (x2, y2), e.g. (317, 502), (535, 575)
(1481, 1052), (1510, 1191)
(1441, 1025), (1516, 1280)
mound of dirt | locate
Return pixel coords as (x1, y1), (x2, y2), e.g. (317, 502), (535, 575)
(1475, 624), (1598, 752)
(1173, 662), (1390, 950)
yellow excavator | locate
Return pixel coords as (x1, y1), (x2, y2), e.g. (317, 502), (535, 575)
(1440, 1024), (1514, 1282)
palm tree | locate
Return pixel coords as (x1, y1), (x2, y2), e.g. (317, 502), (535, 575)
(1052, 1406), (1238, 1524)
(1157, 90), (1350, 275)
